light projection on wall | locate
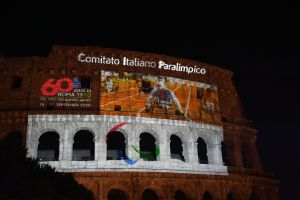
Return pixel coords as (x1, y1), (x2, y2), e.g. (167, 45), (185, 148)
(39, 77), (92, 108)
(106, 122), (160, 165)
(100, 71), (221, 123)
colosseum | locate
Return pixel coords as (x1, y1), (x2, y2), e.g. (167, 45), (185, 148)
(0, 45), (279, 200)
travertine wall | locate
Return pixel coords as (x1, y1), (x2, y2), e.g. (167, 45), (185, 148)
(0, 46), (278, 200)
(27, 114), (226, 175)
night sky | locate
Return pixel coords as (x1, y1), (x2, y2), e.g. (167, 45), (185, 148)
(1, 3), (299, 200)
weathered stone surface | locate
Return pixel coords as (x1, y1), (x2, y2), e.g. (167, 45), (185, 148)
(0, 45), (279, 200)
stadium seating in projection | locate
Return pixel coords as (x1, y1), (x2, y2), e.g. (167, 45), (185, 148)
(100, 70), (221, 124)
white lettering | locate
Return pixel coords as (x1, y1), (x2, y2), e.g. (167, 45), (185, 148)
(78, 53), (206, 75)
(158, 60), (206, 75)
(78, 53), (86, 62)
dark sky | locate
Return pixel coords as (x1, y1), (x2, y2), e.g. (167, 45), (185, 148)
(1, 3), (299, 200)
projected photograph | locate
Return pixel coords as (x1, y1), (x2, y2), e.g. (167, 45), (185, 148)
(39, 77), (92, 109)
(100, 71), (221, 123)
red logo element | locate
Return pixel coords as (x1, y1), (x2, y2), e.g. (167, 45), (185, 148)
(105, 122), (128, 144)
(108, 122), (128, 133)
(41, 78), (73, 96)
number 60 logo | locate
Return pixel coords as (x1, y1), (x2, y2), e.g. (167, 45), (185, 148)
(40, 78), (73, 96)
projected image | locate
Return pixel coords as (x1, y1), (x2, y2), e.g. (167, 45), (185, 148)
(39, 77), (92, 108)
(100, 71), (221, 123)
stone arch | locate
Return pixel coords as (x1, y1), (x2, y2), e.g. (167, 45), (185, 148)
(33, 128), (61, 158)
(139, 186), (164, 200)
(226, 185), (243, 200)
(166, 128), (189, 144)
(70, 127), (97, 142)
(107, 189), (128, 200)
(168, 129), (190, 162)
(37, 131), (60, 161)
(139, 131), (159, 161)
(36, 128), (61, 143)
(138, 128), (160, 143)
(203, 191), (213, 200)
(106, 130), (127, 160)
(193, 130), (213, 146)
(221, 141), (228, 165)
(72, 129), (95, 161)
(141, 188), (159, 200)
(105, 123), (129, 141)
(197, 137), (208, 164)
(105, 185), (131, 200)
(174, 189), (187, 200)
(171, 186), (193, 200)
(170, 134), (185, 161)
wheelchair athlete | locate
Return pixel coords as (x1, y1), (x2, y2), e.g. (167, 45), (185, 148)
(145, 76), (184, 116)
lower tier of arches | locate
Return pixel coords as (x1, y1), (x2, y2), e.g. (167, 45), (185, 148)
(73, 171), (278, 200)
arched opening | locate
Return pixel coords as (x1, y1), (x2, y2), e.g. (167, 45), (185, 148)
(170, 134), (185, 161)
(197, 137), (208, 164)
(249, 192), (260, 200)
(227, 193), (234, 200)
(139, 132), (157, 161)
(174, 189), (186, 200)
(203, 191), (213, 200)
(142, 189), (159, 200)
(72, 130), (94, 161)
(107, 189), (128, 200)
(241, 143), (253, 168)
(221, 141), (228, 165)
(37, 131), (59, 161)
(107, 131), (126, 160)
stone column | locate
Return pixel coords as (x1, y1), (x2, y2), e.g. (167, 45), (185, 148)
(155, 140), (161, 161)
(128, 133), (139, 161)
(182, 141), (189, 162)
(59, 138), (63, 161)
(188, 141), (199, 165)
(98, 123), (107, 161)
(26, 119), (34, 158)
(62, 128), (69, 160)
(94, 137), (99, 161)
(207, 143), (223, 165)
(159, 125), (170, 163)
(34, 141), (39, 158)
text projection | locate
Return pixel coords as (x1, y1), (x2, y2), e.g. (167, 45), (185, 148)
(40, 77), (92, 108)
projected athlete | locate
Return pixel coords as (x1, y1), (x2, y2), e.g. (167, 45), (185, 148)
(112, 76), (119, 95)
(105, 76), (113, 94)
(145, 76), (184, 116)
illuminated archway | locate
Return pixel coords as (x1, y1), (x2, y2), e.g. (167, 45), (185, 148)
(37, 131), (59, 161)
(139, 132), (157, 161)
(197, 137), (208, 164)
(107, 131), (126, 160)
(221, 141), (228, 165)
(72, 130), (94, 161)
(170, 134), (185, 161)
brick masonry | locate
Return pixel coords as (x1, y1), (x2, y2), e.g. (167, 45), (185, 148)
(0, 45), (279, 200)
